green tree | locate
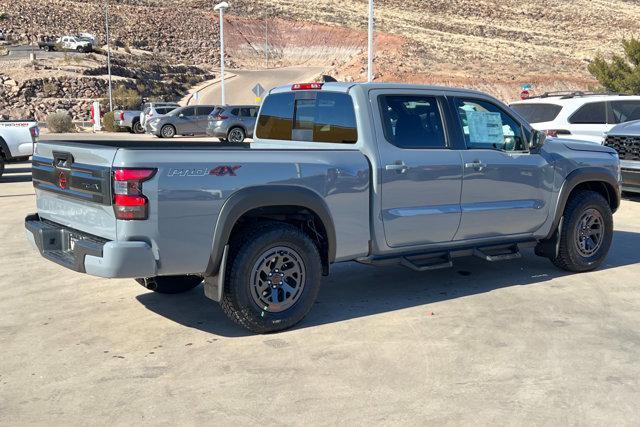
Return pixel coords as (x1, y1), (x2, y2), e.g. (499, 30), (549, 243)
(588, 37), (640, 94)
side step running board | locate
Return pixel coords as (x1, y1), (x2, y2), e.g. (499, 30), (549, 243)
(473, 244), (521, 262)
(400, 253), (453, 272)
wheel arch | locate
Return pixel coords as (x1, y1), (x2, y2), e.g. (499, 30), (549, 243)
(546, 167), (620, 240)
(205, 186), (337, 277)
(0, 136), (10, 159)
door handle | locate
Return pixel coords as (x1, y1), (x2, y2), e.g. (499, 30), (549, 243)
(385, 162), (409, 173)
(464, 160), (487, 171)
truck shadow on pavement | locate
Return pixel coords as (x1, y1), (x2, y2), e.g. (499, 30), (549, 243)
(0, 163), (32, 183)
(136, 230), (640, 337)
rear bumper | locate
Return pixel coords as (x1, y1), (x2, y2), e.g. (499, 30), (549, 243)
(25, 214), (156, 278)
(206, 124), (227, 138)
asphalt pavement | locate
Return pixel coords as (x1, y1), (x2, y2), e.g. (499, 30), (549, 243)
(1, 160), (640, 424)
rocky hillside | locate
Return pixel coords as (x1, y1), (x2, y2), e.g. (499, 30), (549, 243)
(1, 0), (639, 105)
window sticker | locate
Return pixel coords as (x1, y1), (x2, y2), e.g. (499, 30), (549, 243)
(466, 111), (504, 146)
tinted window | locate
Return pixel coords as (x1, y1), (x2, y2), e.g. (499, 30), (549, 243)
(256, 92), (357, 143)
(230, 108), (240, 116)
(455, 99), (526, 151)
(609, 100), (640, 124)
(510, 103), (563, 123)
(378, 95), (446, 149)
(196, 106), (215, 115)
(569, 102), (606, 124)
(178, 107), (196, 117)
(157, 107), (175, 114)
(249, 107), (258, 117)
(256, 93), (295, 140)
(240, 107), (252, 117)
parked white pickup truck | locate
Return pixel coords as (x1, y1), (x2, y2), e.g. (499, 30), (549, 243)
(0, 120), (39, 177)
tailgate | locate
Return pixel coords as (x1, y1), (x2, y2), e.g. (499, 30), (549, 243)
(32, 142), (118, 240)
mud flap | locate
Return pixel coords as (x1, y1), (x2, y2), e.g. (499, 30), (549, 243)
(535, 219), (563, 259)
(203, 245), (228, 302)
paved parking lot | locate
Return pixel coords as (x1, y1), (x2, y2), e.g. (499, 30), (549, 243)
(1, 160), (640, 424)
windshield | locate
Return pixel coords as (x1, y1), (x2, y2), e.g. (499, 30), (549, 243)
(511, 103), (563, 123)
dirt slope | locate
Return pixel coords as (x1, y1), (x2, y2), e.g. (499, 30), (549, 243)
(2, 0), (639, 100)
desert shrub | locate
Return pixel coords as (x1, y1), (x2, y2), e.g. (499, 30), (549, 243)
(111, 85), (141, 110)
(123, 45), (131, 54)
(42, 82), (58, 97)
(46, 110), (74, 133)
(589, 37), (640, 94)
(102, 111), (125, 132)
(0, 12), (8, 20)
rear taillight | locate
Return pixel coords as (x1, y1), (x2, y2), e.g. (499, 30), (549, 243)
(292, 83), (323, 90)
(212, 115), (228, 120)
(118, 112), (125, 121)
(543, 129), (571, 138)
(29, 126), (40, 139)
(112, 168), (156, 220)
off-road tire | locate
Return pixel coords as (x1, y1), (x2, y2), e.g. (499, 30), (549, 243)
(0, 156), (5, 178)
(551, 190), (613, 272)
(161, 124), (176, 138)
(135, 275), (202, 294)
(221, 222), (322, 334)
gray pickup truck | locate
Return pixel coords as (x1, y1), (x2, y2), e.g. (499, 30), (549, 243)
(25, 82), (621, 333)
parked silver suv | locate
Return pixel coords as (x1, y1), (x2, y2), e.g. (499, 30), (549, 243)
(148, 105), (217, 138)
(206, 105), (259, 143)
(140, 102), (179, 131)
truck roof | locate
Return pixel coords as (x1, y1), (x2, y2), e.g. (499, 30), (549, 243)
(269, 82), (489, 97)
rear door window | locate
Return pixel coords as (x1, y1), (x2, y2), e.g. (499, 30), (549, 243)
(569, 102), (606, 124)
(256, 91), (357, 143)
(230, 108), (240, 116)
(240, 107), (252, 117)
(608, 100), (640, 124)
(378, 95), (446, 149)
(510, 103), (563, 123)
(196, 106), (215, 116)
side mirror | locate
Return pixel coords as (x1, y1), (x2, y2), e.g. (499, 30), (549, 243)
(530, 130), (546, 150)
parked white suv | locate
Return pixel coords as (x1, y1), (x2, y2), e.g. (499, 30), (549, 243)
(0, 120), (39, 177)
(510, 92), (640, 144)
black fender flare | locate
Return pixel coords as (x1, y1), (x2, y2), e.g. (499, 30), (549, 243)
(545, 167), (621, 240)
(204, 185), (337, 276)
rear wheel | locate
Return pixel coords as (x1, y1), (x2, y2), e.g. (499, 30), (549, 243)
(161, 124), (176, 138)
(221, 222), (322, 333)
(227, 127), (245, 143)
(135, 275), (202, 294)
(550, 190), (613, 272)
(0, 156), (5, 178)
(132, 120), (144, 134)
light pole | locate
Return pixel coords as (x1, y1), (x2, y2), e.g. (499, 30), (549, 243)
(265, 11), (268, 68)
(214, 1), (229, 106)
(105, 0), (113, 111)
(367, 0), (374, 82)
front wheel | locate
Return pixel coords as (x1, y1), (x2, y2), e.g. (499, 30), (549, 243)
(550, 190), (613, 272)
(135, 275), (202, 294)
(0, 156), (5, 178)
(221, 222), (322, 333)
